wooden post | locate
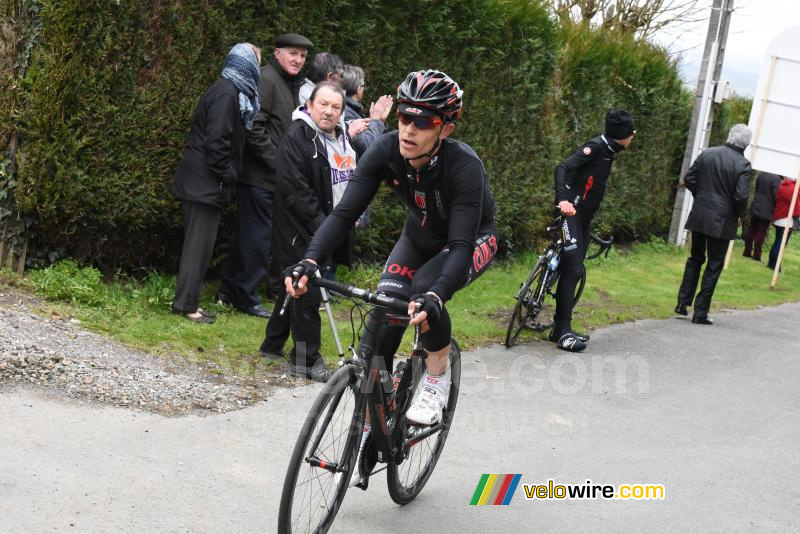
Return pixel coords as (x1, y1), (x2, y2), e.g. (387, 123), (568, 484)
(15, 237), (28, 276)
(770, 176), (800, 288)
(723, 240), (734, 269)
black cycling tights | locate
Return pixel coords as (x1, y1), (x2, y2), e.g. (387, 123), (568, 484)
(554, 207), (593, 336)
(364, 231), (497, 373)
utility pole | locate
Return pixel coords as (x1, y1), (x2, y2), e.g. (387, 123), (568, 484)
(668, 0), (735, 245)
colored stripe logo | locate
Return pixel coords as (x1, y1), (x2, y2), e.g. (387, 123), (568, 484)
(470, 474), (522, 505)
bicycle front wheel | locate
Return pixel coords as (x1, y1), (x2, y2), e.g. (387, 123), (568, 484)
(505, 258), (547, 348)
(278, 365), (363, 534)
(387, 339), (462, 505)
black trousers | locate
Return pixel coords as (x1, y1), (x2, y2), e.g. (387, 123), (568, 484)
(260, 282), (323, 369)
(677, 231), (728, 318)
(172, 201), (222, 313)
(554, 207), (593, 334)
(218, 184), (274, 308)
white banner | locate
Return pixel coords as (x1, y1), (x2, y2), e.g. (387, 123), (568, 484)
(746, 26), (800, 177)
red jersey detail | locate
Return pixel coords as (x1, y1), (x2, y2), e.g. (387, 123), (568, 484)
(583, 175), (594, 200)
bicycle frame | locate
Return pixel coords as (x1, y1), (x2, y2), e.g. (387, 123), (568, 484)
(312, 277), (445, 469)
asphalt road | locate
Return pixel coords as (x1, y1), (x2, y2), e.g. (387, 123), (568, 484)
(2, 303), (799, 533)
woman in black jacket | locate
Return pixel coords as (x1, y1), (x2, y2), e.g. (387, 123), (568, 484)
(171, 43), (261, 323)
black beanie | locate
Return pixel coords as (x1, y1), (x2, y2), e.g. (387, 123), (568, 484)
(605, 109), (635, 140)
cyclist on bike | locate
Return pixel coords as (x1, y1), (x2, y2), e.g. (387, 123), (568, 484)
(285, 69), (498, 426)
(552, 109), (635, 352)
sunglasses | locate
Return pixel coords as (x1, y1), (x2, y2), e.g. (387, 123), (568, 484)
(397, 112), (443, 130)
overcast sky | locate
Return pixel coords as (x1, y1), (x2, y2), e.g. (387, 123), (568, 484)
(653, 0), (800, 96)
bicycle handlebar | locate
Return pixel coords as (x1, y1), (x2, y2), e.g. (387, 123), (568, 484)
(312, 277), (410, 315)
(586, 234), (613, 260)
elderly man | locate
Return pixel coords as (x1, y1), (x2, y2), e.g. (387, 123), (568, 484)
(298, 52), (344, 106)
(216, 33), (313, 318)
(676, 123), (752, 324)
(259, 82), (356, 382)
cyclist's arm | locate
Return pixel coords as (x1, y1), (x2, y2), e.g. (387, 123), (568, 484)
(303, 134), (389, 262)
(426, 157), (485, 303)
(554, 141), (597, 204)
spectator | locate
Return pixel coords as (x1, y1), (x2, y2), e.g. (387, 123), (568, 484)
(743, 171), (781, 262)
(171, 43), (261, 324)
(298, 52), (344, 106)
(340, 64), (393, 157)
(767, 176), (800, 270)
(675, 124), (752, 325)
(259, 82), (356, 382)
(216, 33), (313, 318)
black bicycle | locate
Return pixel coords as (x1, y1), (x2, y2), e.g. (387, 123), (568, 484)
(505, 216), (612, 348)
(278, 276), (461, 533)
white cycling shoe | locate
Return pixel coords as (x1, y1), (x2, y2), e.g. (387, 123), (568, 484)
(406, 384), (447, 426)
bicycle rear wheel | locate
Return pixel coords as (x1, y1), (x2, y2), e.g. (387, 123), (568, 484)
(505, 258), (548, 348)
(387, 339), (462, 505)
(278, 365), (363, 534)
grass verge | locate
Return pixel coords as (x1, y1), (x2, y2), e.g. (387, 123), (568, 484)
(5, 234), (799, 375)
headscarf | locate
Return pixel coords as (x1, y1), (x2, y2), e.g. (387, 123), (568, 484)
(221, 43), (261, 130)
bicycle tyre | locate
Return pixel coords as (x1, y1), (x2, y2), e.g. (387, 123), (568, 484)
(386, 339), (462, 505)
(505, 258), (547, 348)
(278, 365), (363, 534)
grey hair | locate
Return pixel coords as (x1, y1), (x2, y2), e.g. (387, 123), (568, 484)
(341, 65), (365, 97)
(727, 123), (752, 149)
(307, 52), (344, 83)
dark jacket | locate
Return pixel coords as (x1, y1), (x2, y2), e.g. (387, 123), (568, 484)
(344, 96), (386, 157)
(271, 118), (354, 268)
(750, 172), (781, 220)
(238, 58), (299, 191)
(172, 78), (245, 208)
(554, 135), (621, 211)
(684, 143), (751, 240)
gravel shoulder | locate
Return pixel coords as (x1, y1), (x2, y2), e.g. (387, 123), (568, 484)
(0, 287), (306, 415)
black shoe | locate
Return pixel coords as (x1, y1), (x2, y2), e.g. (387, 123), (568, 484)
(674, 304), (688, 316)
(556, 333), (587, 352)
(290, 363), (333, 383)
(691, 316), (713, 325)
(237, 304), (271, 318)
(259, 349), (284, 360)
(548, 329), (589, 343)
(216, 292), (232, 306)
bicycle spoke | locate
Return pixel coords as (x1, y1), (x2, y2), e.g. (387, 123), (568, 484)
(280, 368), (361, 534)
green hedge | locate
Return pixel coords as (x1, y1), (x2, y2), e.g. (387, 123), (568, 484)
(3, 0), (691, 271)
(545, 25), (691, 240)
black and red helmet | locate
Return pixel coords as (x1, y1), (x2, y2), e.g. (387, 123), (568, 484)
(397, 69), (463, 123)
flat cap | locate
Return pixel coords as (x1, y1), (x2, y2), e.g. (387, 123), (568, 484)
(274, 33), (313, 49)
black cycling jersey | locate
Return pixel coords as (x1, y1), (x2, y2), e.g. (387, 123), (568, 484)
(305, 130), (498, 302)
(554, 135), (623, 211)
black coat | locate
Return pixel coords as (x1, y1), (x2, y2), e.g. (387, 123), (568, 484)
(238, 58), (300, 191)
(684, 143), (751, 240)
(749, 171), (781, 221)
(271, 119), (354, 269)
(554, 135), (620, 211)
(172, 78), (245, 208)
